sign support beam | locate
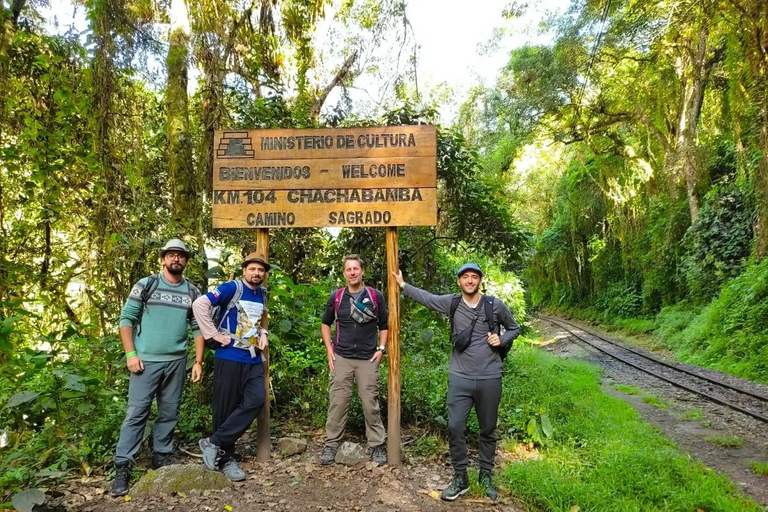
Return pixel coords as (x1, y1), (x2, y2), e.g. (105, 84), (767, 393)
(386, 226), (401, 466)
(256, 228), (271, 462)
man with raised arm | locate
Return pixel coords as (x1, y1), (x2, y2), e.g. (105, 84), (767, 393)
(192, 252), (270, 481)
(393, 264), (520, 502)
(111, 239), (204, 497)
(320, 254), (389, 466)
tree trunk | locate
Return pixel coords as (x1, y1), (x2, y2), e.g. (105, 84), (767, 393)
(676, 22), (711, 223)
(167, 0), (195, 229)
(749, 3), (768, 257)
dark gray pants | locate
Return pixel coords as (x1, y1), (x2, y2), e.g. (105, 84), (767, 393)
(114, 358), (186, 465)
(210, 358), (265, 464)
(446, 375), (502, 473)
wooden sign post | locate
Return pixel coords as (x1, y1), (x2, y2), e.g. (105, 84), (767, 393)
(385, 227), (401, 465)
(213, 125), (437, 466)
(255, 228), (271, 462)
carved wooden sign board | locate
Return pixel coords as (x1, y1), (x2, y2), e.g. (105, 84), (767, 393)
(212, 125), (437, 228)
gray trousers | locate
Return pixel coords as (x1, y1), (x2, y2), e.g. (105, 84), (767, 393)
(447, 375), (502, 473)
(114, 357), (186, 465)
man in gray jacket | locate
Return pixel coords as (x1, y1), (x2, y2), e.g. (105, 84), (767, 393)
(393, 263), (520, 502)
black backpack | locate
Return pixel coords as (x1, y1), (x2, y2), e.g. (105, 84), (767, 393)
(449, 294), (512, 360)
(134, 274), (199, 335)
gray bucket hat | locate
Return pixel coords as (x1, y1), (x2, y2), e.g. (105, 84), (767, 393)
(159, 238), (190, 258)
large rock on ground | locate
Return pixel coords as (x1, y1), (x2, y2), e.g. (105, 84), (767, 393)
(130, 464), (229, 496)
(277, 437), (307, 456)
(335, 441), (368, 466)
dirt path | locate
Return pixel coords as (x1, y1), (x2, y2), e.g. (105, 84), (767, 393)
(535, 317), (768, 506)
(49, 438), (523, 512)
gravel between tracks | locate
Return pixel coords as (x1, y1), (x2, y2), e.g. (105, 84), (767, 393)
(535, 316), (768, 507)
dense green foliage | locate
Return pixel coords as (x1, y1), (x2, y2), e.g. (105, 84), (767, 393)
(455, 0), (768, 386)
(0, 1), (531, 503)
(2, 0), (767, 507)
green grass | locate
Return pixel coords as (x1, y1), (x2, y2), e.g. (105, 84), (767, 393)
(706, 435), (743, 448)
(613, 384), (640, 395)
(642, 394), (669, 409)
(751, 462), (768, 476)
(499, 345), (760, 511)
(680, 408), (704, 421)
(612, 317), (656, 334)
(410, 435), (445, 457)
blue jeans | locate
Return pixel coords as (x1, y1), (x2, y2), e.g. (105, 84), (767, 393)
(114, 357), (186, 465)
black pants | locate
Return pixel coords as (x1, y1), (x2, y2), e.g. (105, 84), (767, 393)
(210, 358), (265, 463)
(446, 375), (502, 473)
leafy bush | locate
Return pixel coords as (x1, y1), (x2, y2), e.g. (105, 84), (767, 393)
(681, 184), (754, 303)
(594, 282), (643, 318)
(662, 258), (768, 383)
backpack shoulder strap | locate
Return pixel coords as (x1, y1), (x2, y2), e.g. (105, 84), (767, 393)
(136, 274), (160, 335)
(259, 285), (269, 308)
(216, 279), (244, 329)
(186, 280), (200, 321)
(333, 288), (345, 346)
(448, 294), (461, 332)
(333, 288), (345, 317)
(366, 287), (379, 310)
(229, 279), (244, 308)
(484, 296), (498, 334)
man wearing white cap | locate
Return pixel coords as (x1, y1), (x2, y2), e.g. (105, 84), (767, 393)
(111, 239), (205, 497)
(393, 263), (520, 502)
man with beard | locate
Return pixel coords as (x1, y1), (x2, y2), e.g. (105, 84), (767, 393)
(111, 239), (204, 497)
(393, 264), (520, 502)
(192, 252), (270, 481)
(320, 255), (388, 466)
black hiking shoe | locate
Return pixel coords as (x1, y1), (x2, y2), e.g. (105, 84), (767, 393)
(479, 469), (499, 501)
(440, 471), (469, 501)
(320, 445), (337, 465)
(371, 444), (387, 466)
(151, 452), (179, 469)
(110, 463), (132, 497)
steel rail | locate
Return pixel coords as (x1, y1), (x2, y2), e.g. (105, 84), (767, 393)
(542, 316), (768, 403)
(541, 316), (768, 424)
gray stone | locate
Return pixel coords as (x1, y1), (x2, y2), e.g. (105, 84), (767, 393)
(335, 441), (368, 466)
(130, 464), (229, 496)
(277, 437), (307, 456)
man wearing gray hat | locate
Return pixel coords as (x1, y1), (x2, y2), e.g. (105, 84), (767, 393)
(111, 239), (205, 497)
(393, 263), (520, 502)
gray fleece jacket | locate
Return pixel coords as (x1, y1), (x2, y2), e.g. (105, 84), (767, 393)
(402, 283), (521, 379)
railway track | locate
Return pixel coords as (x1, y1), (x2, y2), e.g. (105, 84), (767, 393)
(539, 315), (768, 424)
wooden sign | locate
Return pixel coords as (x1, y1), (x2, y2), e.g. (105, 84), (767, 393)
(212, 126), (437, 229)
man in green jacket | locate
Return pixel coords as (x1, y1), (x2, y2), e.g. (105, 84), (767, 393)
(110, 239), (205, 497)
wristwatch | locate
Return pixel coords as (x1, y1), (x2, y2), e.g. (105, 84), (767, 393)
(377, 345), (387, 355)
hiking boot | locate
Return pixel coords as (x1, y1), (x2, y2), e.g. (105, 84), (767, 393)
(110, 463), (132, 497)
(221, 459), (247, 481)
(440, 471), (469, 501)
(479, 469), (499, 501)
(151, 452), (179, 469)
(320, 445), (337, 465)
(199, 437), (222, 471)
(371, 444), (387, 466)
